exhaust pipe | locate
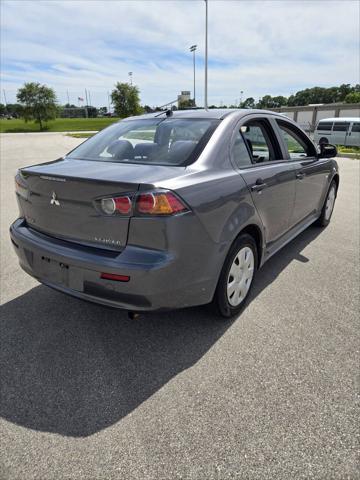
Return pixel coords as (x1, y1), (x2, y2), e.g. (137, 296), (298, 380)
(128, 311), (140, 320)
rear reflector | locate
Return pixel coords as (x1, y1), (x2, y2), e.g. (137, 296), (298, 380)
(100, 272), (130, 282)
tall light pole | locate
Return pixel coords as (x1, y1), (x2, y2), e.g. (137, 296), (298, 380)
(189, 45), (197, 106)
(107, 91), (111, 113)
(2, 89), (8, 106)
(128, 72), (133, 85)
(204, 0), (208, 110)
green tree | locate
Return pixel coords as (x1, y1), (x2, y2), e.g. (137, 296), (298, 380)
(3, 103), (23, 117)
(178, 98), (195, 110)
(0, 103), (6, 115)
(16, 82), (57, 130)
(111, 82), (141, 117)
(272, 96), (288, 107)
(286, 85), (359, 106)
(98, 106), (108, 115)
(241, 97), (256, 109)
(338, 84), (353, 100)
(84, 105), (98, 118)
(344, 92), (360, 103)
(257, 95), (288, 108)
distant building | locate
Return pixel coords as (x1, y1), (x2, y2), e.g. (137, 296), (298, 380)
(177, 91), (191, 108)
(269, 102), (360, 134)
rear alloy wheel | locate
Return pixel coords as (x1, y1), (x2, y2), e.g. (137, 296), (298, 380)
(316, 180), (337, 227)
(227, 247), (254, 306)
(214, 234), (258, 318)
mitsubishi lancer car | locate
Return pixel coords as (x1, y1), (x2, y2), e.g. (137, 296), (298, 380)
(10, 109), (339, 317)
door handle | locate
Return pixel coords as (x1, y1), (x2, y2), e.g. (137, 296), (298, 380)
(251, 179), (267, 192)
(296, 172), (305, 180)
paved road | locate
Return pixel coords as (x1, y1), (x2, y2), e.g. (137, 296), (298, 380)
(1, 133), (359, 480)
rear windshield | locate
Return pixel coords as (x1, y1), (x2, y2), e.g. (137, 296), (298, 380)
(66, 117), (220, 166)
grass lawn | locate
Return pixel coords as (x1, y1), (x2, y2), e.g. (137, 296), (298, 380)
(337, 145), (360, 153)
(337, 145), (360, 159)
(0, 117), (121, 133)
(67, 133), (95, 139)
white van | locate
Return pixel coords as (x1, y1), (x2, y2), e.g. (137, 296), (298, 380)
(313, 117), (360, 147)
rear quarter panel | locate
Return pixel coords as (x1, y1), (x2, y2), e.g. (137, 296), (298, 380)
(128, 167), (262, 299)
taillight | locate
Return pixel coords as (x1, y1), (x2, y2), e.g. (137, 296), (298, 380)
(15, 177), (29, 200)
(135, 191), (188, 215)
(100, 196), (132, 215)
(98, 190), (189, 216)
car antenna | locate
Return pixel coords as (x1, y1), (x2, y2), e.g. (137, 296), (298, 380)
(155, 109), (173, 117)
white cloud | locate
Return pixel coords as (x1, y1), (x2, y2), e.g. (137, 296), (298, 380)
(1, 0), (359, 107)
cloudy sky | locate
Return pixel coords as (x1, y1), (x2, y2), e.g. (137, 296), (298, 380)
(1, 0), (359, 108)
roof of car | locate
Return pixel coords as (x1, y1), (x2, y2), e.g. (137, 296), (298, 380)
(317, 117), (360, 123)
(125, 108), (280, 121)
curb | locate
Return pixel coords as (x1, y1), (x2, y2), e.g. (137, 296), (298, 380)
(337, 153), (360, 159)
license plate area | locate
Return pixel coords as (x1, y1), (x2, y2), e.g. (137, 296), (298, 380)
(36, 255), (70, 287)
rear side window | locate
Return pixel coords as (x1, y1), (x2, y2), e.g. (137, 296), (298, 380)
(231, 131), (252, 168)
(317, 122), (333, 131)
(333, 122), (350, 132)
(276, 120), (316, 159)
(351, 122), (360, 132)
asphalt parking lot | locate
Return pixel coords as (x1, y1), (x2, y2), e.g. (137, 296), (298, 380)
(1, 133), (359, 480)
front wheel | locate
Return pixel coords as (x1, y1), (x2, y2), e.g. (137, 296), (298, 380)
(213, 234), (258, 318)
(316, 180), (337, 227)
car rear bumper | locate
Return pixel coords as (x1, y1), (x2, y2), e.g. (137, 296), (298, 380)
(10, 218), (216, 311)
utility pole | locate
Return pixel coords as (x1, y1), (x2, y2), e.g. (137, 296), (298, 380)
(204, 0), (208, 110)
(2, 89), (7, 104)
(66, 90), (70, 105)
(2, 89), (8, 114)
(128, 72), (133, 85)
(107, 91), (111, 113)
(84, 89), (89, 117)
(190, 45), (197, 106)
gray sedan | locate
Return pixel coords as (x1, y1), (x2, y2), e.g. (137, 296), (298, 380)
(10, 109), (339, 317)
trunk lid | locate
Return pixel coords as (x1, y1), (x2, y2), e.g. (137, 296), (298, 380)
(18, 158), (184, 251)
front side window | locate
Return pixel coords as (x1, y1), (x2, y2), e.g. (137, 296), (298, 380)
(67, 118), (220, 166)
(242, 121), (277, 162)
(277, 120), (316, 159)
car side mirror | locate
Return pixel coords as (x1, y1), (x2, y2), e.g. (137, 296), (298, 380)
(318, 143), (337, 159)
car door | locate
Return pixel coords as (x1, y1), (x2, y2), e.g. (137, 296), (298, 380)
(274, 118), (331, 226)
(347, 121), (360, 147)
(233, 116), (296, 246)
(332, 120), (350, 146)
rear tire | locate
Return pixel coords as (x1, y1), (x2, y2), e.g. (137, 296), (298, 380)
(316, 180), (337, 227)
(213, 234), (258, 318)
